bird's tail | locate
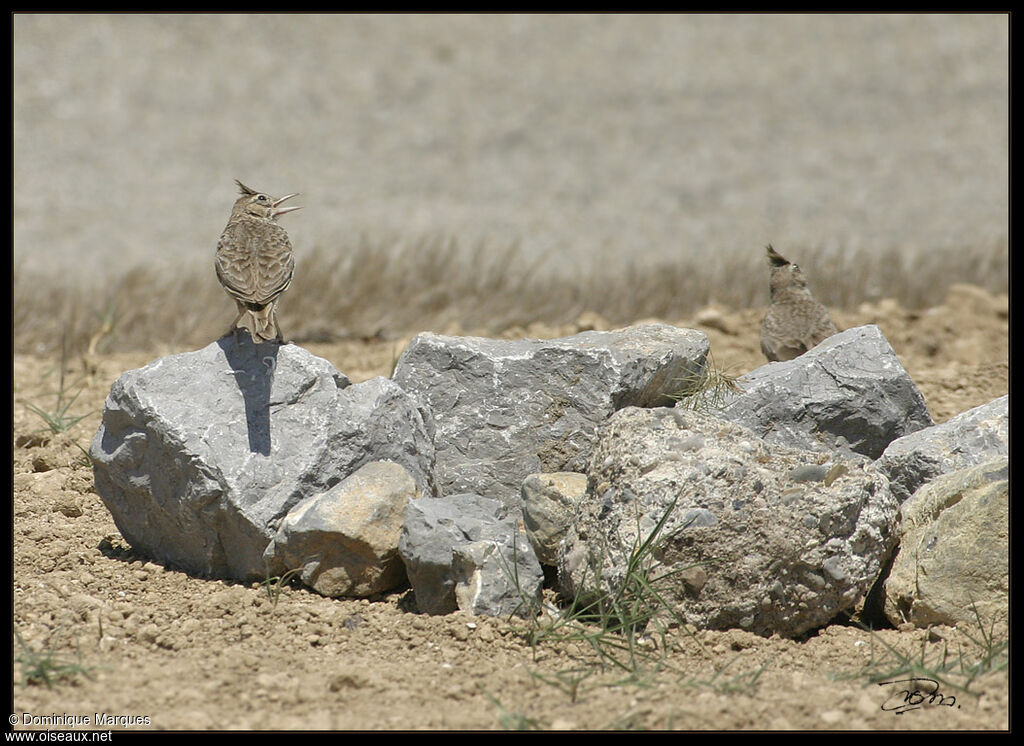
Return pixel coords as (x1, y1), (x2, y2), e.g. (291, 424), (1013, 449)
(248, 304), (278, 344)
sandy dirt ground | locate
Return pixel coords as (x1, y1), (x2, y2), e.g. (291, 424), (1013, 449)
(11, 286), (1008, 731)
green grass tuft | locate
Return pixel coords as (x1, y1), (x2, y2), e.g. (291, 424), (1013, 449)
(19, 334), (94, 435)
(14, 629), (96, 689)
(259, 568), (304, 609)
(835, 603), (1008, 696)
(671, 351), (743, 412)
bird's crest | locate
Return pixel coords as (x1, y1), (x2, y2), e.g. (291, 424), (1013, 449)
(235, 179), (258, 197)
(766, 244), (791, 268)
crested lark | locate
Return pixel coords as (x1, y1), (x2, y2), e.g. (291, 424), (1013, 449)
(215, 180), (302, 344)
(760, 244), (838, 362)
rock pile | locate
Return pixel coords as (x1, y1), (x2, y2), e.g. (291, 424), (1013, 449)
(91, 323), (1008, 635)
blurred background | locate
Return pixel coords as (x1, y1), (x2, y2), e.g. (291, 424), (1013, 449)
(13, 13), (1009, 353)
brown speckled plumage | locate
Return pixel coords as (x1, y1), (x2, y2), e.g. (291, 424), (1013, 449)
(215, 180), (301, 344)
(760, 244), (838, 362)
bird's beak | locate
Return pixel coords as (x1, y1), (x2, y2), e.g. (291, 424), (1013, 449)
(271, 193), (303, 218)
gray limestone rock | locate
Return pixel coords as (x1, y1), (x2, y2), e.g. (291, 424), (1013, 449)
(883, 459), (1008, 628)
(263, 460), (421, 597)
(878, 395), (1008, 503)
(392, 324), (709, 506)
(90, 337), (436, 581)
(558, 407), (899, 638)
(714, 325), (933, 460)
(398, 493), (543, 617)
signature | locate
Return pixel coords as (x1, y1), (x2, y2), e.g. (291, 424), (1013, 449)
(877, 677), (960, 714)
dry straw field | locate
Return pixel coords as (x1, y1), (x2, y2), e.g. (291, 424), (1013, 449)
(11, 235), (1009, 359)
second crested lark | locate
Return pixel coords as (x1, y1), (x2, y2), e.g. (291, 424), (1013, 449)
(215, 180), (302, 344)
(760, 244), (838, 362)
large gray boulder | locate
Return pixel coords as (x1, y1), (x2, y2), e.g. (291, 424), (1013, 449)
(878, 395), (1008, 503)
(263, 460), (421, 597)
(714, 325), (933, 460)
(90, 337), (437, 581)
(558, 407), (899, 638)
(883, 459), (1008, 628)
(399, 493), (543, 618)
(392, 324), (709, 506)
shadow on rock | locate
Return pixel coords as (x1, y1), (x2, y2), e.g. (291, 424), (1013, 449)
(216, 334), (280, 456)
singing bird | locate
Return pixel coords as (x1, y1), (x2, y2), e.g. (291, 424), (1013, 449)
(760, 244), (838, 362)
(215, 180), (302, 344)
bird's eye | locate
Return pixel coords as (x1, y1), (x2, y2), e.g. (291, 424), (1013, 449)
(257, 194), (268, 201)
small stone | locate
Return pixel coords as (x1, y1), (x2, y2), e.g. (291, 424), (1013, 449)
(694, 306), (736, 334)
(680, 566), (708, 593)
(789, 464), (828, 483)
(329, 670), (368, 691)
(264, 461), (421, 598)
(53, 493), (83, 518)
(400, 493), (543, 618)
(137, 623), (160, 644)
(520, 472), (588, 566)
(819, 710), (844, 725)
(824, 463), (849, 487)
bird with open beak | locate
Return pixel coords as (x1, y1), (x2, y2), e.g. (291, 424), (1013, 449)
(214, 180), (303, 344)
